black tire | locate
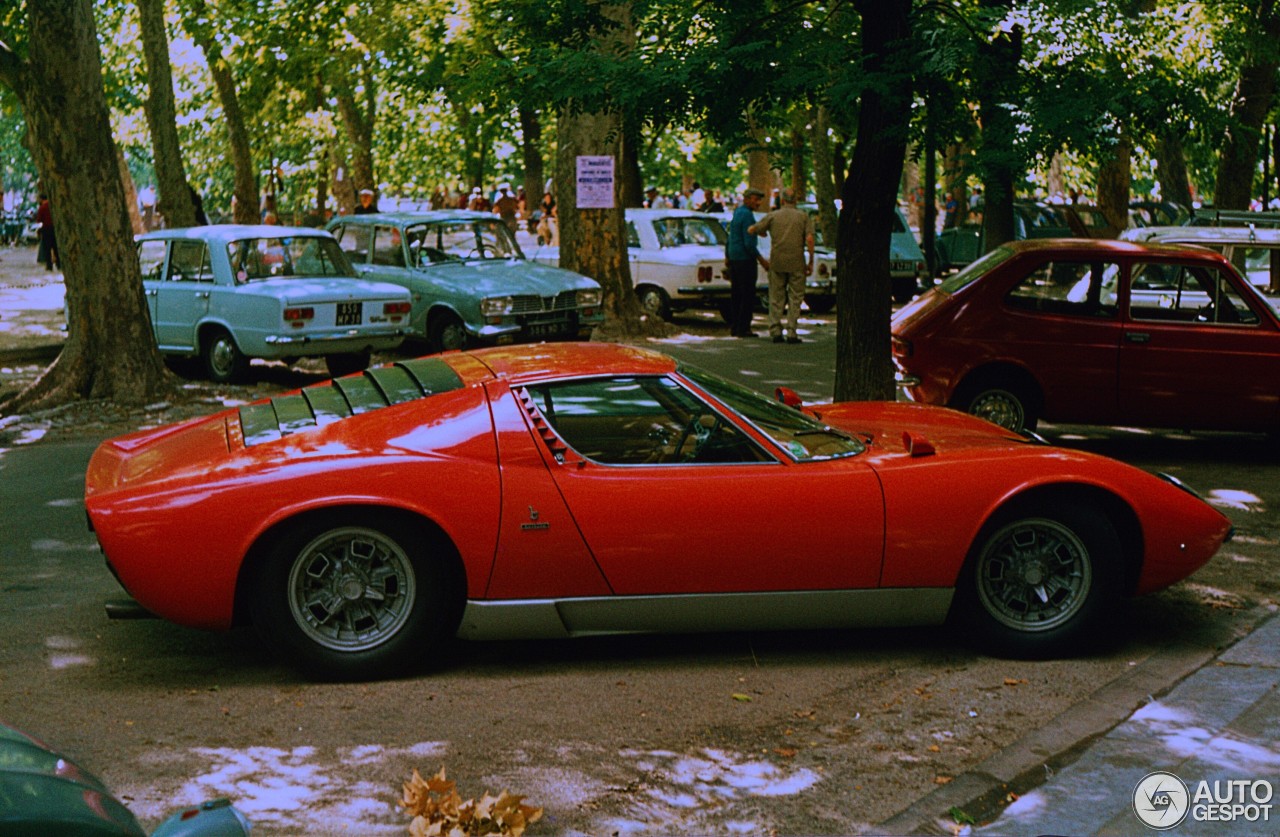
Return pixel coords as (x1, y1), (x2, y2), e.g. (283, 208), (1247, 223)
(249, 513), (457, 680)
(325, 350), (371, 379)
(428, 311), (467, 353)
(202, 328), (249, 383)
(805, 295), (836, 314)
(636, 285), (671, 320)
(954, 500), (1122, 658)
(957, 380), (1038, 432)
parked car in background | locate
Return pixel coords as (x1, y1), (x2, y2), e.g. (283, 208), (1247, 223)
(530, 208), (735, 320)
(1187, 208), (1280, 228)
(0, 720), (251, 835)
(137, 225), (411, 382)
(798, 203), (927, 304)
(329, 211), (602, 352)
(1129, 200), (1190, 227)
(85, 342), (1231, 679)
(893, 238), (1280, 433)
(934, 201), (1109, 273)
(1121, 224), (1280, 293)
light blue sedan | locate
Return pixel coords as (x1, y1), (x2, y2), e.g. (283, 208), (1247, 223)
(137, 225), (411, 382)
(328, 211), (603, 352)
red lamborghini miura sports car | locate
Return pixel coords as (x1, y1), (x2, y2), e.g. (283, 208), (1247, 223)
(85, 343), (1232, 679)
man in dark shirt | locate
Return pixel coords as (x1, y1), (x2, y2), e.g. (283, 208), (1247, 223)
(354, 189), (378, 214)
(724, 188), (769, 337)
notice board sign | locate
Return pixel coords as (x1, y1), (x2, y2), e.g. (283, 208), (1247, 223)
(576, 155), (615, 209)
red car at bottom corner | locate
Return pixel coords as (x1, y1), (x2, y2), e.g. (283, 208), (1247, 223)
(892, 237), (1280, 434)
(84, 341), (1232, 680)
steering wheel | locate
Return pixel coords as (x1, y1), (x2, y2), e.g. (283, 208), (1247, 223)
(675, 414), (721, 462)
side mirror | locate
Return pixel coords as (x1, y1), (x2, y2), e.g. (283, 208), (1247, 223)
(775, 387), (803, 409)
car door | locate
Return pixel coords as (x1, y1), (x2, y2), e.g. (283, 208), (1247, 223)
(1118, 259), (1280, 430)
(137, 238), (167, 333)
(997, 257), (1124, 423)
(516, 375), (885, 596)
(153, 239), (212, 352)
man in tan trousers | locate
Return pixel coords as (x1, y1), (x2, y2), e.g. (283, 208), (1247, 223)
(749, 187), (814, 343)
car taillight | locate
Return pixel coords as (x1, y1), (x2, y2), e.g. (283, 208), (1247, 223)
(697, 265), (712, 283)
(283, 307), (314, 322)
(891, 335), (912, 358)
(383, 301), (411, 315)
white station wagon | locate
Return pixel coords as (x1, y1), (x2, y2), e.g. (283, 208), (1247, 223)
(136, 225), (411, 382)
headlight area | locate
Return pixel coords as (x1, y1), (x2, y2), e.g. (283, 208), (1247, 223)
(481, 296), (515, 321)
(576, 288), (602, 308)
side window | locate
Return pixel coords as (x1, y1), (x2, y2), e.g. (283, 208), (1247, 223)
(167, 240), (211, 282)
(626, 222), (640, 249)
(1129, 263), (1258, 326)
(1241, 245), (1280, 293)
(138, 240), (167, 281)
(371, 226), (405, 267)
(1006, 260), (1117, 318)
(334, 224), (372, 265)
(523, 377), (771, 466)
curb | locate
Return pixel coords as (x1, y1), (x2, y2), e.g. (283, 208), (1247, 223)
(875, 608), (1263, 835)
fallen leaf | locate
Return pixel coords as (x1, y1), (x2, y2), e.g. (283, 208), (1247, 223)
(1003, 678), (1027, 687)
(928, 744), (941, 752)
(772, 748), (798, 758)
(732, 693), (753, 702)
(935, 775), (953, 785)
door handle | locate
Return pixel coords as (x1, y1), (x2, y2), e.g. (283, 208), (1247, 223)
(1125, 332), (1150, 344)
(195, 291), (210, 299)
(145, 288), (157, 297)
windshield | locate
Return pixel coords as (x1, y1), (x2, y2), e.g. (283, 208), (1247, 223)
(405, 219), (524, 266)
(937, 245), (1017, 295)
(227, 236), (355, 282)
(681, 365), (864, 461)
(651, 217), (727, 248)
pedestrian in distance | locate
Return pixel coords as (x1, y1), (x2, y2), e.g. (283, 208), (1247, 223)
(749, 187), (813, 344)
(494, 184), (519, 232)
(724, 188), (769, 338)
(353, 188), (378, 215)
(35, 193), (57, 271)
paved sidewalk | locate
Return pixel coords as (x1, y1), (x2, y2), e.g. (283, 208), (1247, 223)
(880, 612), (1280, 835)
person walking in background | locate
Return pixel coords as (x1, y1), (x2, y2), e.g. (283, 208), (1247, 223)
(35, 193), (57, 271)
(724, 188), (768, 338)
(494, 184), (519, 232)
(749, 187), (813, 344)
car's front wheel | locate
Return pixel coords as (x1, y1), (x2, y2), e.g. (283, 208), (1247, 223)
(955, 500), (1121, 658)
(955, 378), (1039, 433)
(202, 328), (249, 383)
(428, 311), (467, 353)
(250, 514), (457, 680)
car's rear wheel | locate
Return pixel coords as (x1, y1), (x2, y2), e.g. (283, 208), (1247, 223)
(203, 328), (249, 383)
(428, 311), (467, 353)
(325, 350), (371, 379)
(250, 514), (457, 680)
(956, 379), (1038, 432)
(636, 285), (671, 320)
(956, 500), (1121, 658)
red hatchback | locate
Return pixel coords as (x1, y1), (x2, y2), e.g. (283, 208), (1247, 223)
(892, 238), (1280, 433)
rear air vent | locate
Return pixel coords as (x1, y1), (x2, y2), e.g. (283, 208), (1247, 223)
(238, 358), (463, 446)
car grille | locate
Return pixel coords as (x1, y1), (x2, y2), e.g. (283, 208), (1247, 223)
(510, 292), (578, 314)
(238, 358), (463, 446)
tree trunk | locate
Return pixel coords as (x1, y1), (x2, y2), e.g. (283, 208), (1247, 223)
(519, 105), (545, 210)
(116, 144), (145, 235)
(1154, 131), (1192, 209)
(0, 0), (171, 414)
(976, 15), (1021, 251)
(188, 7), (257, 224)
(747, 116), (771, 197)
(790, 124), (806, 200)
(337, 82), (376, 196)
(1095, 133), (1131, 237)
(834, 0), (912, 403)
(138, 0), (198, 227)
(807, 104), (839, 246)
(1213, 0), (1280, 209)
(619, 115), (644, 208)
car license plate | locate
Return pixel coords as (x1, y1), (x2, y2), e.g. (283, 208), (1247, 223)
(336, 302), (362, 326)
(890, 260), (914, 273)
(528, 321), (569, 338)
